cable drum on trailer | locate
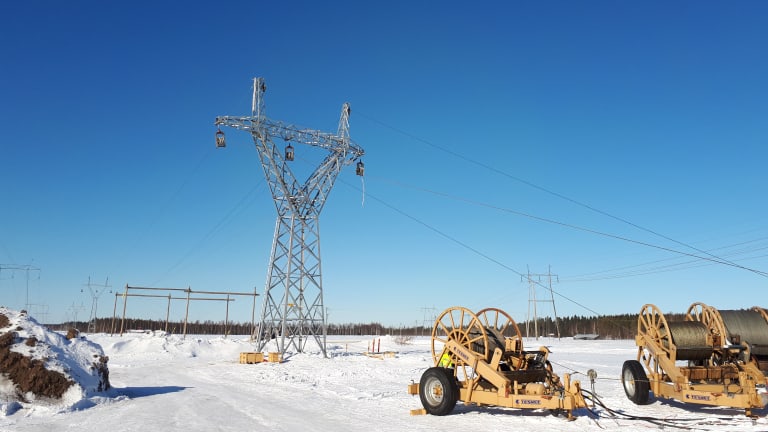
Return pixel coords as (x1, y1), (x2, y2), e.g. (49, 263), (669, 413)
(719, 310), (768, 347)
(719, 309), (768, 364)
(629, 302), (768, 416)
(750, 308), (768, 370)
(468, 327), (505, 362)
(667, 321), (712, 361)
(485, 327), (506, 353)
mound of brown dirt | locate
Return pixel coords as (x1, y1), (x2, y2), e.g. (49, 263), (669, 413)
(0, 309), (110, 407)
(0, 321), (73, 400)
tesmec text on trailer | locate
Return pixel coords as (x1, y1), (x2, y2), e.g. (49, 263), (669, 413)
(408, 306), (588, 419)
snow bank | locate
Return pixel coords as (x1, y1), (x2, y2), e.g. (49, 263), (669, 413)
(0, 307), (110, 415)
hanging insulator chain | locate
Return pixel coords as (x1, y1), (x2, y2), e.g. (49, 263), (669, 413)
(215, 128), (226, 148)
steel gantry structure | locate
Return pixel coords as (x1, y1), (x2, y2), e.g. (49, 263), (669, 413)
(215, 77), (364, 357)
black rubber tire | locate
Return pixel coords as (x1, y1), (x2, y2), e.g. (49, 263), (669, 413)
(622, 360), (650, 405)
(419, 367), (459, 416)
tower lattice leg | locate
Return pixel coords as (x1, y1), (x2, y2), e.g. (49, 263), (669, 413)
(255, 214), (327, 357)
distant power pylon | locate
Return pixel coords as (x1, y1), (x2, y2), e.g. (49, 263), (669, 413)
(421, 306), (437, 336)
(215, 77), (365, 357)
(67, 302), (86, 328)
(83, 277), (111, 333)
(523, 266), (561, 339)
(0, 263), (41, 311)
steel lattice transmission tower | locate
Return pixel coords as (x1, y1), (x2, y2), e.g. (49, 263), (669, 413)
(215, 77), (364, 357)
(84, 276), (111, 333)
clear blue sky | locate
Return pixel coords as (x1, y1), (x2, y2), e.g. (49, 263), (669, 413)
(1, 1), (766, 328)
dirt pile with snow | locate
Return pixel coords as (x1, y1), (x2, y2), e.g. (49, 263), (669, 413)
(0, 307), (110, 415)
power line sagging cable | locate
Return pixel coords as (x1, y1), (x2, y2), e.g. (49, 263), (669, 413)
(365, 176), (768, 277)
(355, 111), (767, 279)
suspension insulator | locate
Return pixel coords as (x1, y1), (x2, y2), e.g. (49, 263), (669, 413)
(215, 129), (226, 148)
(356, 160), (365, 176)
(285, 144), (294, 161)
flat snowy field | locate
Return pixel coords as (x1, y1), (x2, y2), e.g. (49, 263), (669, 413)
(2, 333), (767, 432)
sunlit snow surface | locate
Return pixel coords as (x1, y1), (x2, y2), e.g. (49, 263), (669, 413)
(2, 329), (767, 431)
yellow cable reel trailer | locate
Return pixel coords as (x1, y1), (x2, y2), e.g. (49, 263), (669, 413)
(408, 306), (587, 419)
(622, 303), (768, 417)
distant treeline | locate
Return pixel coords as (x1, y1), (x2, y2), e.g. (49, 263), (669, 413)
(48, 317), (257, 336)
(48, 312), (687, 339)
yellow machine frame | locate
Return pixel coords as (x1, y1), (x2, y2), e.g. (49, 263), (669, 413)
(408, 306), (587, 419)
(626, 303), (768, 417)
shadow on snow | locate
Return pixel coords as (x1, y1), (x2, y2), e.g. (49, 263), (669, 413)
(117, 386), (189, 399)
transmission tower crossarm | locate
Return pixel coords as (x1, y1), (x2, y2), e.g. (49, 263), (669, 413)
(214, 116), (364, 158)
(293, 102), (359, 216)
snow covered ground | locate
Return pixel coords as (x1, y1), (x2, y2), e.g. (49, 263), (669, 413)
(2, 331), (768, 432)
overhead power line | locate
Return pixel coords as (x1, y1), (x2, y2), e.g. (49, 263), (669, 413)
(563, 239), (768, 282)
(341, 181), (605, 318)
(150, 182), (265, 287)
(356, 111), (767, 279)
(364, 176), (768, 277)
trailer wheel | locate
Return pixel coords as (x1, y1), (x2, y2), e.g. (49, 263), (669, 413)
(419, 367), (458, 416)
(622, 360), (650, 405)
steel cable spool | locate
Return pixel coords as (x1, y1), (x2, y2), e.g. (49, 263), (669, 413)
(468, 328), (499, 362)
(476, 307), (524, 369)
(476, 307), (523, 342)
(719, 309), (768, 355)
(466, 326), (507, 362)
(666, 321), (712, 361)
(751, 308), (768, 366)
(720, 309), (768, 362)
(483, 327), (506, 355)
